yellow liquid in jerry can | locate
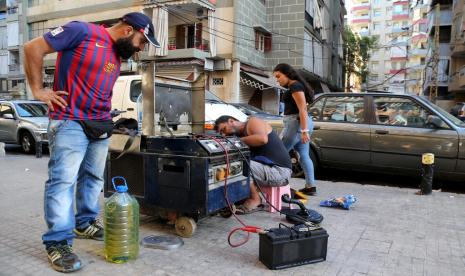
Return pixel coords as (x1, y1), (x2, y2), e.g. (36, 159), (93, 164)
(104, 190), (140, 263)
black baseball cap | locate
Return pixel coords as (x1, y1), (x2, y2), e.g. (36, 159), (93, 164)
(121, 12), (160, 48)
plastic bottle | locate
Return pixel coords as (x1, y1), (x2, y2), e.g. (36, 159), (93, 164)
(104, 176), (140, 263)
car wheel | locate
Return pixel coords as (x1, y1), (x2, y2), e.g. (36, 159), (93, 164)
(20, 131), (36, 154)
(290, 149), (318, 178)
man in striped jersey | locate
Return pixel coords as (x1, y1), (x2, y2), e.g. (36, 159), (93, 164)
(24, 12), (159, 273)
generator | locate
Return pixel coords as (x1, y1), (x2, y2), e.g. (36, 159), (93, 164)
(105, 135), (251, 237)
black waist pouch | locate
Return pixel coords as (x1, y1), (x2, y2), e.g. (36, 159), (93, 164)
(78, 120), (114, 139)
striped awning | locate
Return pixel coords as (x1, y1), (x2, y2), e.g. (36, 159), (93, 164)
(240, 71), (285, 91)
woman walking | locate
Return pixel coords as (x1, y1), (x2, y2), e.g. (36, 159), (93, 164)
(273, 63), (317, 195)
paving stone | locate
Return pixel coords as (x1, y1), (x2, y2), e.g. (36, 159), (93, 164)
(1, 154), (465, 275)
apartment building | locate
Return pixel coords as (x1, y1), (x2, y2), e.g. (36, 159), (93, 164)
(449, 0), (465, 102)
(423, 0), (453, 107)
(406, 1), (429, 95)
(0, 0), (6, 98)
(348, 0), (427, 94)
(0, 0), (26, 99)
(9, 0), (345, 114)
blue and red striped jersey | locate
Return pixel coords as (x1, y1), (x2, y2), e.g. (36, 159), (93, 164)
(44, 21), (121, 120)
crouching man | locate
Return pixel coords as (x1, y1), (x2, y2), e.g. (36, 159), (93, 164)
(214, 115), (292, 214)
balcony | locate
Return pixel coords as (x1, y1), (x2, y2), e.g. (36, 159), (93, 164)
(390, 26), (408, 34)
(351, 15), (370, 24)
(160, 37), (211, 60)
(410, 48), (428, 56)
(392, 12), (409, 20)
(390, 46), (407, 58)
(427, 8), (453, 33)
(351, 3), (370, 12)
(8, 63), (19, 73)
(390, 69), (406, 74)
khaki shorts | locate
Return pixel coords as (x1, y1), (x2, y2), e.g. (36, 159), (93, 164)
(250, 160), (292, 187)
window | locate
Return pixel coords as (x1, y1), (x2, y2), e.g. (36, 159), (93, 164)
(370, 74), (379, 81)
(29, 21), (48, 40)
(322, 97), (365, 123)
(309, 99), (324, 121)
(255, 31), (272, 52)
(0, 104), (14, 117)
(372, 61), (379, 71)
(419, 23), (427, 32)
(373, 23), (381, 31)
(28, 0), (45, 7)
(420, 57), (425, 65)
(212, 78), (224, 86)
(130, 80), (142, 102)
(373, 97), (449, 128)
(374, 10), (382, 17)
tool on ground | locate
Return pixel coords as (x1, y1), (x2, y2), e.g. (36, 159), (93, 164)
(280, 194), (323, 225)
(141, 235), (184, 250)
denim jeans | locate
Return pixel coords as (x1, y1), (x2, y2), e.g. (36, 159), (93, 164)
(281, 114), (315, 187)
(42, 120), (109, 247)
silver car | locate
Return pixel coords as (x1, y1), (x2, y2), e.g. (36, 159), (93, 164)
(305, 93), (465, 182)
(0, 100), (49, 154)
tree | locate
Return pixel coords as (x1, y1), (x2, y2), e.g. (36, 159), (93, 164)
(344, 27), (378, 91)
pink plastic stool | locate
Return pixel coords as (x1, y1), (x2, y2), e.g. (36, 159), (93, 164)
(260, 185), (291, 213)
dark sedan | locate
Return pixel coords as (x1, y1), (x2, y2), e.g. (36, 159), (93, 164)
(304, 93), (465, 182)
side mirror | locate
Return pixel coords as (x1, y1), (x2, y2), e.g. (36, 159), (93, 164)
(2, 113), (14, 119)
(426, 115), (442, 128)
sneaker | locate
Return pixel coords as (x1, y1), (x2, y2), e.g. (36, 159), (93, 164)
(299, 186), (317, 196)
(47, 242), (82, 273)
(74, 219), (104, 241)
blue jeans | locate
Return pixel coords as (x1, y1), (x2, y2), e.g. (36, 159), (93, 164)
(42, 120), (109, 247)
(281, 115), (315, 187)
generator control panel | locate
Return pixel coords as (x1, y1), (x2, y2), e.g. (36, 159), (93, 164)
(197, 137), (248, 155)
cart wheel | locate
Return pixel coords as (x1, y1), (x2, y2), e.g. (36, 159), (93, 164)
(219, 205), (236, 218)
(175, 217), (197, 238)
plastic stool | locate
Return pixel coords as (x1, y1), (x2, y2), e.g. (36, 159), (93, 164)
(260, 185), (291, 213)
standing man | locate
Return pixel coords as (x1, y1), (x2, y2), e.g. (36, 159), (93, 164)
(23, 12), (159, 272)
(215, 115), (292, 214)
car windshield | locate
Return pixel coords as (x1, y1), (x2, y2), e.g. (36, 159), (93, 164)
(430, 102), (465, 128)
(15, 103), (48, 117)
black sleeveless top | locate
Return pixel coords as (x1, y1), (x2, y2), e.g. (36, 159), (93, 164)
(244, 120), (292, 169)
(283, 81), (311, 115)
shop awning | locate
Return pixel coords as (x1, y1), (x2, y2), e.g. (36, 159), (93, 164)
(240, 71), (285, 91)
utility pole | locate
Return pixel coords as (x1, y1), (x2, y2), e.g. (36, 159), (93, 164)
(429, 4), (440, 102)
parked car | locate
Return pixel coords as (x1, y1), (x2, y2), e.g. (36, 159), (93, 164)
(0, 100), (49, 153)
(230, 103), (284, 133)
(450, 102), (465, 121)
(300, 93), (465, 181)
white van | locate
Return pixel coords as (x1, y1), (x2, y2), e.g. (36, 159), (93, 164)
(111, 75), (248, 131)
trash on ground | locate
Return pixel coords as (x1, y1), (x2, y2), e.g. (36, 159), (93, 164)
(320, 195), (357, 210)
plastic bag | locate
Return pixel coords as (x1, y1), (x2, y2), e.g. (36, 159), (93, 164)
(319, 195), (357, 210)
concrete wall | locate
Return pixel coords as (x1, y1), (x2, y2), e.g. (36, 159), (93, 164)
(265, 0), (305, 70)
(233, 0), (267, 68)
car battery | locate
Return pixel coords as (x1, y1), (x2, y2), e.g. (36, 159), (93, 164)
(259, 224), (328, 270)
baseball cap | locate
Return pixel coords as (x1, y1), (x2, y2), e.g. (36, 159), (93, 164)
(121, 12), (160, 48)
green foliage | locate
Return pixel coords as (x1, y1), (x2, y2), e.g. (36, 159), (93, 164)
(344, 27), (378, 88)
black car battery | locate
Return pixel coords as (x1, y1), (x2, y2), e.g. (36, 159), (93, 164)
(259, 224), (328, 270)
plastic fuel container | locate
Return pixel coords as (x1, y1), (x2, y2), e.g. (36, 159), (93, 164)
(104, 176), (140, 263)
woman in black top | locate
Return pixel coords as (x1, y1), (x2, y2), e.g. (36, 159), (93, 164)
(273, 63), (317, 195)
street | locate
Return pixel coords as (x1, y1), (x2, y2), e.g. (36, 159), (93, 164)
(1, 147), (465, 275)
